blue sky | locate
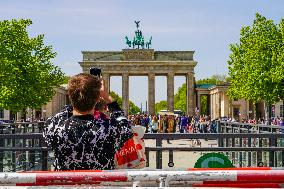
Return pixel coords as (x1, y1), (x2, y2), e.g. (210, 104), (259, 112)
(1, 0), (283, 109)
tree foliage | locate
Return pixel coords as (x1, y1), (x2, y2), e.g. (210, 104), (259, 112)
(200, 95), (208, 115)
(155, 100), (168, 113)
(174, 83), (186, 112)
(62, 76), (70, 84)
(196, 74), (229, 85)
(0, 19), (65, 112)
(109, 91), (140, 114)
(228, 13), (284, 104)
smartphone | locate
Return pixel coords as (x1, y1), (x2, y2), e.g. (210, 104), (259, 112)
(90, 68), (101, 77)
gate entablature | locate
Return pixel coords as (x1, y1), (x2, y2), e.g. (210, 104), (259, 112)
(82, 50), (195, 62)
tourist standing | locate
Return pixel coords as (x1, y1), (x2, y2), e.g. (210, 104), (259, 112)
(167, 115), (175, 133)
(180, 115), (188, 133)
(142, 114), (149, 133)
(163, 115), (169, 133)
(151, 115), (159, 133)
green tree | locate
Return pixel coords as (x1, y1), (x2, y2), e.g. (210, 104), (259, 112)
(109, 91), (122, 107)
(109, 91), (140, 114)
(155, 100), (167, 113)
(227, 13), (284, 119)
(200, 95), (208, 115)
(0, 19), (65, 112)
(174, 83), (186, 113)
(62, 76), (70, 84)
(196, 74), (229, 85)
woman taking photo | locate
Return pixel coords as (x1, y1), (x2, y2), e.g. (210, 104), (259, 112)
(43, 73), (133, 170)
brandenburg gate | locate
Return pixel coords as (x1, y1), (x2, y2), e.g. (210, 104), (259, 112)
(79, 22), (197, 115)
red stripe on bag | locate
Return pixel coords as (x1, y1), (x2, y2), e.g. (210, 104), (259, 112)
(115, 138), (138, 165)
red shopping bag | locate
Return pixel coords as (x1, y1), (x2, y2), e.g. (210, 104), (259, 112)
(114, 125), (146, 169)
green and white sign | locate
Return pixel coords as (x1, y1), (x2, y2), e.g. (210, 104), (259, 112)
(194, 153), (233, 168)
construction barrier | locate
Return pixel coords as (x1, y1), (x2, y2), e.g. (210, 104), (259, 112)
(0, 168), (284, 187)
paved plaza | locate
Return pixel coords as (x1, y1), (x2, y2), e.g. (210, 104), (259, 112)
(144, 139), (218, 169)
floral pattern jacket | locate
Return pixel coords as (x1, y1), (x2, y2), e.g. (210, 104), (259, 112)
(43, 102), (133, 170)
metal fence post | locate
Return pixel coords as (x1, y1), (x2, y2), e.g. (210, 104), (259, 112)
(257, 137), (263, 166)
(156, 137), (163, 169)
(239, 128), (243, 167)
(217, 121), (223, 147)
(22, 123), (27, 171)
(281, 135), (284, 166)
(40, 136), (48, 171)
(12, 124), (16, 172)
(145, 149), (149, 167)
(0, 125), (4, 172)
(30, 123), (36, 171)
(226, 123), (230, 140)
(231, 125), (236, 165)
(269, 137), (276, 167)
(248, 129), (252, 167)
(168, 150), (174, 168)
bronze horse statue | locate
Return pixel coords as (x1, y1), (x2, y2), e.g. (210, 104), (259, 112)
(146, 36), (152, 49)
(125, 36), (132, 48)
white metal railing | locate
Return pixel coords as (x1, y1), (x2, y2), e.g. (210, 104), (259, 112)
(0, 168), (284, 187)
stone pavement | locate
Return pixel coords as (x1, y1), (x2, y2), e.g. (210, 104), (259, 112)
(144, 139), (218, 169)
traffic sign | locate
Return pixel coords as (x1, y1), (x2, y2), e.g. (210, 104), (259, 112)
(194, 153), (233, 168)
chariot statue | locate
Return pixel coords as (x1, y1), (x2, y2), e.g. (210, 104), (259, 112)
(125, 21), (152, 49)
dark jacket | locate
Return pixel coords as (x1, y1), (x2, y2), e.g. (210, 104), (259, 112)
(43, 102), (133, 170)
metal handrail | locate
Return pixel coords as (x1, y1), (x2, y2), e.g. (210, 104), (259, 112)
(144, 133), (284, 139)
(0, 146), (283, 152)
(146, 147), (284, 152)
(220, 121), (284, 129)
(0, 133), (283, 139)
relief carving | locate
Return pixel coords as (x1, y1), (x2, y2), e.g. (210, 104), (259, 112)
(123, 49), (154, 61)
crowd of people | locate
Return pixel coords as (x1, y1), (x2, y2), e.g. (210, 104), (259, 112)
(128, 114), (218, 134)
(127, 114), (284, 133)
(237, 117), (284, 126)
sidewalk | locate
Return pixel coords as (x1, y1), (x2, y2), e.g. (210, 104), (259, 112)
(145, 139), (218, 169)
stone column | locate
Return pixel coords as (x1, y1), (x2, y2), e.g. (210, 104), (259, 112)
(207, 94), (211, 116)
(197, 94), (201, 110)
(220, 92), (223, 117)
(224, 92), (229, 117)
(102, 73), (110, 93)
(210, 93), (213, 118)
(218, 92), (221, 118)
(148, 73), (155, 115)
(122, 73), (129, 115)
(214, 93), (217, 119)
(212, 94), (215, 118)
(167, 73), (175, 112)
(186, 73), (195, 115)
